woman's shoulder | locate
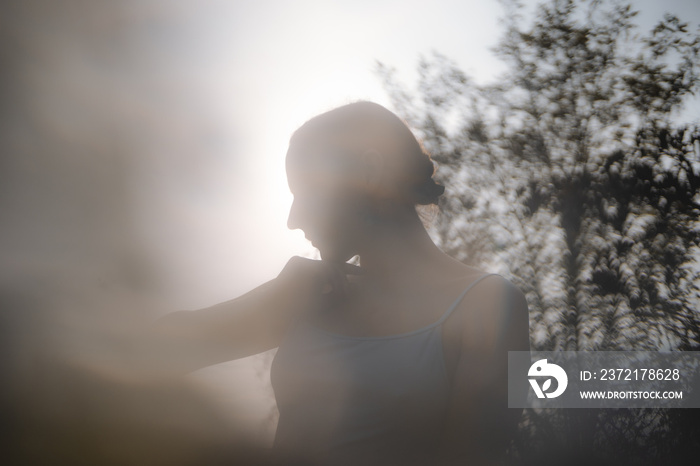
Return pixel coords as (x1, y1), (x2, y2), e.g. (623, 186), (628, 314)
(438, 264), (530, 377)
(441, 259), (523, 299)
(456, 274), (529, 354)
(439, 261), (508, 294)
(441, 264), (528, 334)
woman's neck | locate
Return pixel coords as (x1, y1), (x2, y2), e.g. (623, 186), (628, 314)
(356, 211), (458, 290)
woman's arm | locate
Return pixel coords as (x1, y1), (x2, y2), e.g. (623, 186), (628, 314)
(437, 276), (531, 465)
(147, 256), (361, 373)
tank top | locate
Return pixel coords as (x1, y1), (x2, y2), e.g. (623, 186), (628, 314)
(270, 274), (495, 466)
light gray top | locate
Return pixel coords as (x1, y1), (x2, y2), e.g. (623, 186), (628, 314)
(270, 274), (496, 465)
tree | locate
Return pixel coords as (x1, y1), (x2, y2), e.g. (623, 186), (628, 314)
(378, 0), (700, 463)
(379, 0), (700, 352)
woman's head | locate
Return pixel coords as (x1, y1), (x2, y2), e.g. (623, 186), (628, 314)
(285, 101), (444, 262)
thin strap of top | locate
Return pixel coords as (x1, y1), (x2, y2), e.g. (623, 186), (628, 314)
(435, 273), (498, 326)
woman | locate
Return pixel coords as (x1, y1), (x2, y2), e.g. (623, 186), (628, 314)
(155, 101), (530, 465)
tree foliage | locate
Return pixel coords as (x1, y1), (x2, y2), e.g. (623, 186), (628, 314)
(378, 0), (700, 463)
(379, 0), (700, 353)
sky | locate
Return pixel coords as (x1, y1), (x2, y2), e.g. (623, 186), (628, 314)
(1, 0), (698, 443)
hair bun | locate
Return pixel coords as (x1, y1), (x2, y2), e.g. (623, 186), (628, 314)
(414, 178), (445, 205)
(410, 156), (444, 205)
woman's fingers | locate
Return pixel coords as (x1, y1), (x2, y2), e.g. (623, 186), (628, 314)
(319, 261), (363, 298)
(317, 261), (344, 298)
(322, 260), (365, 297)
(278, 256), (361, 301)
(336, 262), (364, 276)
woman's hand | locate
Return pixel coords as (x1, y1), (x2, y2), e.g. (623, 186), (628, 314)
(274, 256), (363, 319)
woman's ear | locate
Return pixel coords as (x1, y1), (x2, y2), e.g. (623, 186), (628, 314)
(361, 149), (385, 191)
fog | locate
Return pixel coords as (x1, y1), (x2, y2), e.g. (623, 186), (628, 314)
(1, 1), (283, 463)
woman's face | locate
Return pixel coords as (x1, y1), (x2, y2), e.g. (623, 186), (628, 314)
(286, 154), (365, 263)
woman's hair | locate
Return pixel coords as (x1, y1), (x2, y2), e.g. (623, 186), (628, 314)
(286, 101), (444, 206)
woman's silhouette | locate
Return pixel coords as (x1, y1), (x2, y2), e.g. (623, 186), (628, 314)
(155, 101), (530, 465)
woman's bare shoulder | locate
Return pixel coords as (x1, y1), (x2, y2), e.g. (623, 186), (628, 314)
(439, 259), (507, 293)
(438, 259), (527, 320)
(434, 254), (484, 281)
(449, 269), (529, 353)
(439, 256), (524, 298)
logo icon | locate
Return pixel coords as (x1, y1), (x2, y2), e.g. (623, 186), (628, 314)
(528, 359), (568, 399)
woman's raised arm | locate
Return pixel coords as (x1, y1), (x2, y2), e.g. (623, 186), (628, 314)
(147, 256), (361, 373)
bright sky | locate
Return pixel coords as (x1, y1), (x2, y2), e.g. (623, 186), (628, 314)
(130, 0), (698, 309)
